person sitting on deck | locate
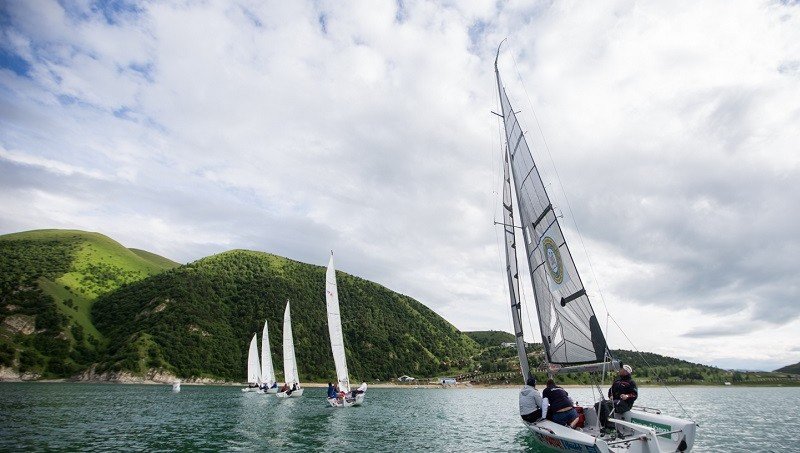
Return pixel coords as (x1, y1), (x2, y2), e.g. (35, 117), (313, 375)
(519, 376), (544, 423)
(608, 364), (638, 416)
(351, 382), (367, 398)
(327, 382), (337, 400)
(542, 379), (580, 428)
(279, 383), (289, 393)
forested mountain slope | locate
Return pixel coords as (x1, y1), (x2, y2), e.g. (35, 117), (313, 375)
(92, 250), (479, 381)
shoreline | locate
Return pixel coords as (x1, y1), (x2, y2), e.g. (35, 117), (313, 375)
(1, 378), (796, 388)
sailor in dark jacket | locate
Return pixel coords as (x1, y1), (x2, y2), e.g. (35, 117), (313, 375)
(608, 364), (638, 415)
(542, 379), (579, 427)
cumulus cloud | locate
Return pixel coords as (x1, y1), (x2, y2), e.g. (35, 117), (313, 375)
(0, 0), (797, 368)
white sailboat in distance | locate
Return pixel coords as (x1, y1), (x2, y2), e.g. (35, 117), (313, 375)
(241, 333), (261, 392)
(276, 301), (304, 398)
(259, 319), (278, 394)
(325, 251), (365, 407)
(494, 42), (696, 452)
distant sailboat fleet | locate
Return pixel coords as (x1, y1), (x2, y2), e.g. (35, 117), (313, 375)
(240, 252), (366, 406)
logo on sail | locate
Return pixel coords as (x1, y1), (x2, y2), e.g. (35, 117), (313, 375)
(541, 237), (564, 284)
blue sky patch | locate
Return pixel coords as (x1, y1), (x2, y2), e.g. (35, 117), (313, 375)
(0, 49), (31, 77)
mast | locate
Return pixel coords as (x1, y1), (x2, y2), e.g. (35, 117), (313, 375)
(495, 42), (610, 369)
(495, 41), (531, 381)
(326, 251), (351, 393)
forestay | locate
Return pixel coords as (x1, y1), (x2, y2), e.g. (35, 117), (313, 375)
(326, 253), (351, 393)
(495, 69), (609, 366)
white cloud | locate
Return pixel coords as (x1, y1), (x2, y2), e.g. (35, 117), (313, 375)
(0, 0), (798, 369)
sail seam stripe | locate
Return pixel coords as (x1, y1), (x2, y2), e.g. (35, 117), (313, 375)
(520, 165), (537, 188)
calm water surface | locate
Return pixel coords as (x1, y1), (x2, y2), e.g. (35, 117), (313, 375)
(1, 383), (798, 452)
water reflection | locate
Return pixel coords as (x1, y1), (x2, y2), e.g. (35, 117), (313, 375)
(1, 383), (798, 451)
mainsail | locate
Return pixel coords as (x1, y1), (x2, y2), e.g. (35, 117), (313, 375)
(495, 55), (609, 367)
(247, 333), (261, 384)
(501, 146), (531, 379)
(325, 252), (351, 393)
(260, 319), (275, 385)
(282, 301), (300, 385)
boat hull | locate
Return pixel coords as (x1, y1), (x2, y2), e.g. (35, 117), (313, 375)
(241, 387), (260, 393)
(327, 393), (365, 407)
(524, 406), (696, 453)
(276, 388), (304, 398)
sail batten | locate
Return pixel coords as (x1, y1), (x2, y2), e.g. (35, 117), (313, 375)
(326, 253), (351, 393)
(495, 67), (609, 367)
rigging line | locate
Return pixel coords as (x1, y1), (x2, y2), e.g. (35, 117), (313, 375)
(508, 52), (613, 316)
(508, 52), (694, 421)
(606, 314), (695, 422)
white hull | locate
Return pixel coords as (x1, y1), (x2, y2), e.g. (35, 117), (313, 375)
(327, 393), (365, 407)
(525, 406), (695, 453)
(241, 387), (260, 393)
(276, 388), (304, 398)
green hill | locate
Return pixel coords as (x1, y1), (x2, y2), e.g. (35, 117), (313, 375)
(92, 250), (479, 382)
(775, 362), (800, 374)
(129, 248), (181, 269)
(0, 229), (178, 377)
(465, 330), (516, 348)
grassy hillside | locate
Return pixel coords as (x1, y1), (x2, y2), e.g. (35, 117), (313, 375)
(129, 248), (181, 269)
(0, 229), (178, 377)
(775, 362), (800, 374)
(92, 250), (480, 382)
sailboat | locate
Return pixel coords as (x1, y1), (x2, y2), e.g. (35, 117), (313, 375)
(241, 333), (261, 392)
(325, 251), (365, 407)
(276, 301), (304, 398)
(494, 43), (696, 452)
(259, 319), (279, 394)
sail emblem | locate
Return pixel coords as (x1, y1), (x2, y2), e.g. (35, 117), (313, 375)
(542, 237), (564, 284)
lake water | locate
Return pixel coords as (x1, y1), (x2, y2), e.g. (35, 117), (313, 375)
(1, 383), (798, 452)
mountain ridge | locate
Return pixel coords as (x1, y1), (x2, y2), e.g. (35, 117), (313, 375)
(0, 229), (178, 377)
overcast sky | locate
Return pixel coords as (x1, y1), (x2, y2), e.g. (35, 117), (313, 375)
(1, 0), (798, 371)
